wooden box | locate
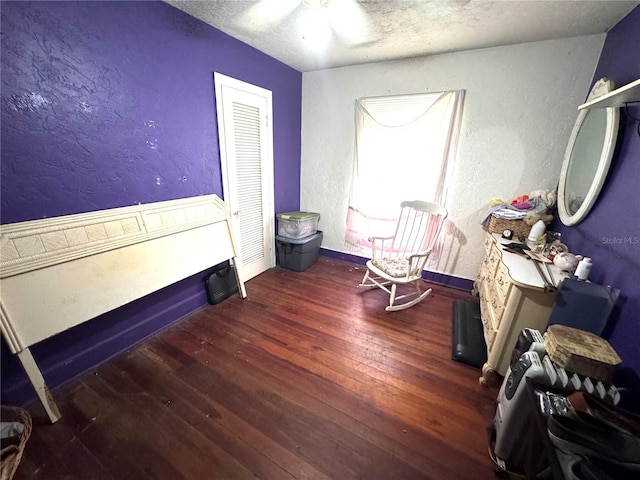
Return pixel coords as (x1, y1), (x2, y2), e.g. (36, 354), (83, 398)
(545, 325), (621, 382)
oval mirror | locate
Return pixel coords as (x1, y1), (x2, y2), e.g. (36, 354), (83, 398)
(558, 78), (620, 226)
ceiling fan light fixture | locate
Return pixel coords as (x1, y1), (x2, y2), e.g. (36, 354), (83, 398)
(300, 0), (330, 49)
(302, 0), (329, 10)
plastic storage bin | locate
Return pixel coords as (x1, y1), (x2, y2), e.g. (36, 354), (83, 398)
(276, 231), (323, 271)
(276, 211), (320, 240)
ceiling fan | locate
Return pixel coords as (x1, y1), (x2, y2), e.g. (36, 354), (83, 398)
(234, 0), (379, 48)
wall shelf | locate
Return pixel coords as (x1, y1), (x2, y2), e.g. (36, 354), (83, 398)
(579, 78), (640, 109)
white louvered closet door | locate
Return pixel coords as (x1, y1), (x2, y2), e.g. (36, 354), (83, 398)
(214, 73), (275, 280)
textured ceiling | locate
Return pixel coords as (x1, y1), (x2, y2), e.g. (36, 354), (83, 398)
(166, 0), (639, 72)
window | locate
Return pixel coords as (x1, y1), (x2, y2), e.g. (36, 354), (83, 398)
(345, 90), (464, 249)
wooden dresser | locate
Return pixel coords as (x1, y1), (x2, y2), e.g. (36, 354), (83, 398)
(476, 233), (561, 386)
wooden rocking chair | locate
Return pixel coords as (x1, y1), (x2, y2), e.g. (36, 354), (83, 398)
(358, 200), (448, 312)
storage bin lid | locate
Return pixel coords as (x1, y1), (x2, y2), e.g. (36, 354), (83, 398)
(276, 231), (323, 245)
(276, 211), (320, 220)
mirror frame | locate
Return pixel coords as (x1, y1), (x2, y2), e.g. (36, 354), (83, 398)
(558, 78), (620, 226)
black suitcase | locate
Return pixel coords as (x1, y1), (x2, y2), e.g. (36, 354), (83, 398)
(205, 264), (239, 305)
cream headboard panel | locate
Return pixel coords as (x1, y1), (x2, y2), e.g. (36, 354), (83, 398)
(0, 194), (246, 422)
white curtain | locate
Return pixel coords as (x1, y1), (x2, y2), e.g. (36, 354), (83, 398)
(345, 90), (464, 248)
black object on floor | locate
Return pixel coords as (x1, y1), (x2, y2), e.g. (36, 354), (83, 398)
(205, 264), (239, 305)
(451, 299), (487, 368)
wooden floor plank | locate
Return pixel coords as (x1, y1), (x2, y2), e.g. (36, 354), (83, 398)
(160, 329), (443, 480)
(184, 311), (489, 462)
(174, 309), (491, 477)
(208, 302), (485, 420)
(115, 347), (326, 480)
(13, 257), (500, 480)
(151, 329), (465, 478)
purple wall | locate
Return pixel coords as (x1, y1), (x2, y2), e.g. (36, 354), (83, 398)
(554, 6), (640, 410)
(1, 1), (301, 405)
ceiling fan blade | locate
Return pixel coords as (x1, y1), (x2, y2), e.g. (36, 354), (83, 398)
(327, 0), (379, 46)
(235, 0), (301, 32)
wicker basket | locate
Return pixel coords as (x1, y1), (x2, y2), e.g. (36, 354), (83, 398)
(1, 406), (32, 480)
(545, 325), (621, 382)
(486, 215), (531, 240)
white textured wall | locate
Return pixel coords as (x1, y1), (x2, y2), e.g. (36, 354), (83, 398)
(300, 35), (604, 282)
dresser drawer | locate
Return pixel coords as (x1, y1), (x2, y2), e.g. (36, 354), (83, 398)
(487, 288), (505, 328)
(478, 294), (497, 350)
(482, 245), (500, 288)
(483, 234), (493, 257)
(494, 260), (512, 304)
(479, 280), (503, 331)
(478, 262), (493, 289)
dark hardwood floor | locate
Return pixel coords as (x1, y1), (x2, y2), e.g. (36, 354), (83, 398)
(13, 257), (500, 479)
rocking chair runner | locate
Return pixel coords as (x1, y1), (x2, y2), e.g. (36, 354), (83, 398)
(358, 200), (448, 311)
